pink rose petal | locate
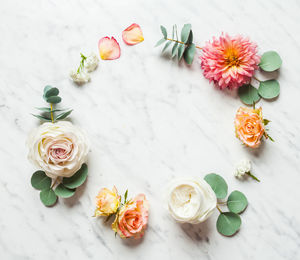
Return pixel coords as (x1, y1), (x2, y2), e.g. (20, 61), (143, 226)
(98, 36), (121, 60)
(122, 23), (144, 45)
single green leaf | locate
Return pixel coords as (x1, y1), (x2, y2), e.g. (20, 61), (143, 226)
(259, 51), (282, 72)
(62, 163), (88, 189)
(227, 190), (248, 214)
(155, 38), (167, 47)
(183, 43), (196, 65)
(54, 184), (76, 198)
(178, 44), (185, 60)
(31, 171), (52, 190)
(44, 87), (59, 98)
(162, 41), (172, 53)
(267, 133), (275, 142)
(40, 188), (57, 206)
(204, 173), (228, 199)
(263, 119), (271, 125)
(181, 24), (192, 43)
(217, 212), (241, 236)
(172, 25), (175, 39)
(238, 84), (261, 105)
(258, 80), (280, 99)
(55, 109), (73, 120)
(46, 96), (62, 104)
(35, 107), (68, 112)
(187, 30), (193, 44)
(124, 189), (128, 203)
(160, 25), (167, 39)
(171, 43), (179, 58)
(31, 114), (52, 121)
(44, 85), (52, 94)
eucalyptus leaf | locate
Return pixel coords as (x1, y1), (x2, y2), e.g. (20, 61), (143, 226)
(40, 188), (57, 206)
(187, 30), (193, 44)
(31, 114), (52, 122)
(178, 45), (185, 60)
(31, 171), (52, 190)
(259, 51), (282, 72)
(63, 163), (88, 189)
(183, 43), (196, 65)
(227, 190), (248, 214)
(160, 25), (167, 39)
(217, 212), (241, 236)
(204, 173), (228, 199)
(46, 96), (62, 104)
(54, 184), (76, 198)
(238, 84), (260, 105)
(172, 25), (175, 39)
(162, 41), (172, 53)
(258, 80), (280, 99)
(44, 85), (52, 94)
(35, 107), (51, 112)
(55, 110), (73, 120)
(171, 43), (179, 58)
(155, 38), (167, 47)
(44, 87), (59, 98)
(181, 24), (192, 43)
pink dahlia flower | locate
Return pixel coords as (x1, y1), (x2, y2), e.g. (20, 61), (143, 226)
(200, 34), (260, 90)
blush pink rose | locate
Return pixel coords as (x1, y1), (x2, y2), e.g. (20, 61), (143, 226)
(112, 194), (149, 239)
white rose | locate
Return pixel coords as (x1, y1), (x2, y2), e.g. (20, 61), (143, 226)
(27, 121), (90, 178)
(70, 69), (90, 84)
(167, 177), (217, 224)
(84, 52), (99, 72)
(234, 159), (251, 179)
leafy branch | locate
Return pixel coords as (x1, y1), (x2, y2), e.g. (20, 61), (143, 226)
(31, 86), (73, 122)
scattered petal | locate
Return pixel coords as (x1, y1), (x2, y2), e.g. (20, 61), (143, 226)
(98, 37), (121, 60)
(122, 23), (144, 45)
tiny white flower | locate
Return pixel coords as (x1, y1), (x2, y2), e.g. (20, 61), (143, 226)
(70, 69), (90, 84)
(234, 159), (251, 179)
(84, 52), (99, 72)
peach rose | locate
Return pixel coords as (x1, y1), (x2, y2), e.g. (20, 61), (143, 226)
(235, 107), (265, 148)
(112, 194), (149, 239)
(94, 186), (120, 216)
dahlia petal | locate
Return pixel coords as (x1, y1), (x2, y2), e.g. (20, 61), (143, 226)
(98, 37), (121, 60)
(122, 23), (144, 45)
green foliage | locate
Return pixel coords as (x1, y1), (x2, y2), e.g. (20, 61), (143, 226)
(162, 41), (172, 52)
(227, 191), (248, 214)
(160, 25), (167, 39)
(181, 24), (192, 43)
(238, 84), (260, 105)
(62, 163), (88, 189)
(40, 188), (58, 206)
(258, 80), (280, 99)
(217, 212), (241, 236)
(155, 38), (166, 47)
(31, 171), (52, 190)
(55, 110), (73, 120)
(259, 51), (282, 72)
(54, 184), (76, 198)
(183, 43), (196, 65)
(204, 173), (228, 199)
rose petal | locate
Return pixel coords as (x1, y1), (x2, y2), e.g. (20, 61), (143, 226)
(122, 23), (144, 45)
(98, 36), (121, 60)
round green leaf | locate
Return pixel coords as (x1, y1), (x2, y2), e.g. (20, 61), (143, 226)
(227, 190), (248, 214)
(46, 96), (62, 104)
(259, 51), (282, 72)
(238, 84), (260, 105)
(44, 87), (59, 98)
(62, 163), (88, 189)
(31, 171), (51, 190)
(204, 173), (228, 199)
(40, 188), (57, 206)
(183, 43), (196, 65)
(44, 85), (52, 94)
(258, 80), (280, 99)
(217, 212), (241, 236)
(54, 184), (76, 198)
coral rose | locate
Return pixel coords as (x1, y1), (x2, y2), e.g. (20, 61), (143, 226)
(112, 194), (149, 239)
(235, 107), (265, 148)
(94, 186), (120, 216)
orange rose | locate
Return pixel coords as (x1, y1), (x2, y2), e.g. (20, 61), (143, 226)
(235, 107), (265, 148)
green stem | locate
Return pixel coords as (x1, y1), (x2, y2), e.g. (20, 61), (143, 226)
(253, 76), (261, 82)
(50, 104), (54, 123)
(216, 205), (223, 213)
(166, 38), (202, 49)
(246, 171), (260, 182)
(77, 53), (87, 73)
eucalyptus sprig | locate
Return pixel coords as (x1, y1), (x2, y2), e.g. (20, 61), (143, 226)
(31, 86), (73, 122)
(155, 24), (200, 64)
(204, 173), (248, 236)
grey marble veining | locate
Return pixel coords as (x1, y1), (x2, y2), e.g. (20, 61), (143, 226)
(0, 0), (300, 259)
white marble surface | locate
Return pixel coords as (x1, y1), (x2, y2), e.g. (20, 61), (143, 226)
(1, 0), (300, 259)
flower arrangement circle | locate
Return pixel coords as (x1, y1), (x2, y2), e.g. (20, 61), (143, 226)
(28, 86), (90, 206)
(200, 34), (260, 90)
(94, 187), (149, 239)
(27, 121), (89, 178)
